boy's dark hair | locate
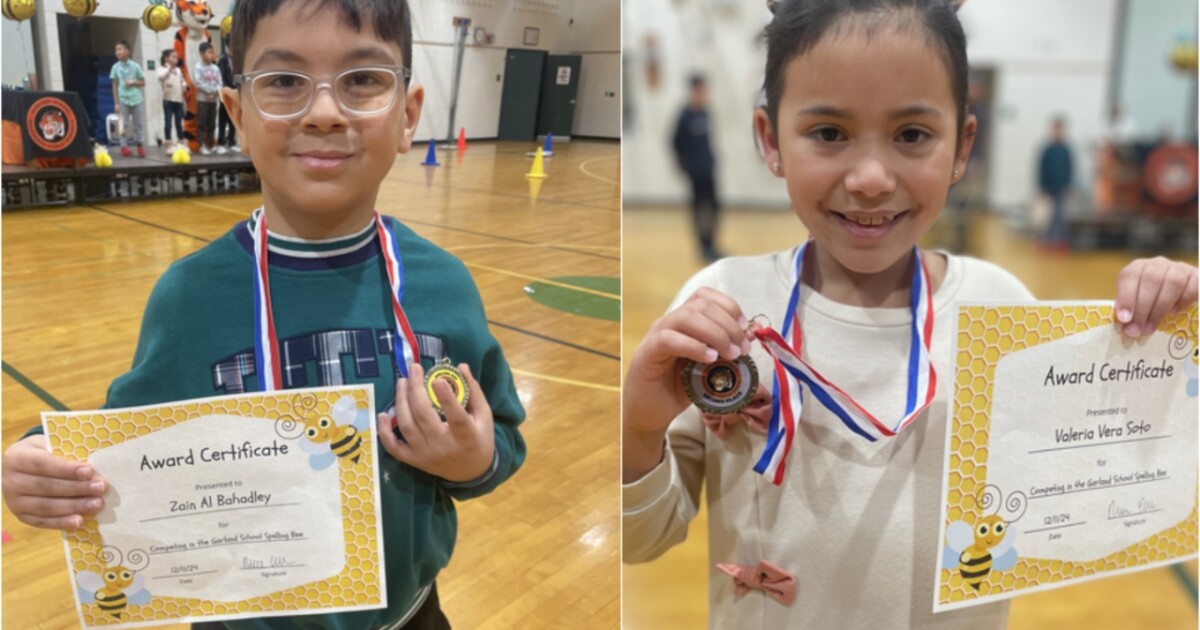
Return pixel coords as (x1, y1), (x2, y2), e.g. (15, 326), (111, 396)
(689, 74), (706, 89)
(161, 49), (174, 65)
(199, 42), (214, 54)
(762, 0), (968, 142)
(116, 39), (131, 51)
(229, 0), (412, 82)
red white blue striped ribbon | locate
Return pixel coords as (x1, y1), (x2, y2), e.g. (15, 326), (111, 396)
(251, 210), (420, 392)
(752, 243), (937, 485)
(374, 213), (421, 378)
(251, 212), (282, 391)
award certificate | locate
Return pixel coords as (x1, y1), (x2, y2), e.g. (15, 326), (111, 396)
(934, 303), (1198, 611)
(42, 385), (386, 628)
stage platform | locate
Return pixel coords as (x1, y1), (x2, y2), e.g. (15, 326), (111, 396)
(1, 149), (260, 209)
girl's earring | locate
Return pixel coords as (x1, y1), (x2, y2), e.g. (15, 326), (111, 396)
(773, 161), (782, 174)
(952, 168), (959, 178)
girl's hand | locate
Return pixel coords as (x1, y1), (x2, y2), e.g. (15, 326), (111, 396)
(1114, 257), (1198, 337)
(622, 287), (750, 480)
(377, 363), (495, 483)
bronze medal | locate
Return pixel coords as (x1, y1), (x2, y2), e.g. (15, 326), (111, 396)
(425, 358), (470, 414)
(682, 355), (758, 415)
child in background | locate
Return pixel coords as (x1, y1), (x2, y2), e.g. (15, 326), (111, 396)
(2, 1), (526, 628)
(193, 41), (223, 156)
(217, 41), (239, 153)
(110, 40), (145, 158)
(621, 1), (1197, 628)
(158, 49), (186, 152)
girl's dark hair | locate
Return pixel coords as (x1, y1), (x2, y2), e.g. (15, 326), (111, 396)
(229, 0), (412, 81)
(161, 49), (174, 65)
(763, 0), (969, 140)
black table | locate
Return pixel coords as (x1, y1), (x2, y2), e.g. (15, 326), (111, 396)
(2, 89), (92, 167)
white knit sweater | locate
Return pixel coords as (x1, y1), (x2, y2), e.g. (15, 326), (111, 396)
(624, 249), (1035, 629)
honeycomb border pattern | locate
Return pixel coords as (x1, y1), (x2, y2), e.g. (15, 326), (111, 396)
(45, 387), (382, 626)
(937, 305), (1199, 606)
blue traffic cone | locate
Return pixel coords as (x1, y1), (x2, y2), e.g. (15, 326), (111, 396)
(542, 132), (554, 156)
(421, 139), (440, 166)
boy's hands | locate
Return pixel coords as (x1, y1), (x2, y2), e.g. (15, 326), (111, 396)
(2, 435), (107, 530)
(622, 287), (751, 481)
(1114, 257), (1198, 337)
(377, 363), (495, 483)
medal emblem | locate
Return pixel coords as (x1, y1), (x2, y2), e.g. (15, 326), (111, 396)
(682, 355), (759, 415)
(425, 358), (470, 414)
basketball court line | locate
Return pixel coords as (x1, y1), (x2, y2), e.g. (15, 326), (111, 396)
(510, 368), (620, 392)
(64, 203), (619, 364)
(463, 262), (619, 300)
(2, 362), (69, 412)
(385, 178), (619, 212)
(578, 155), (620, 186)
(183, 198), (620, 261)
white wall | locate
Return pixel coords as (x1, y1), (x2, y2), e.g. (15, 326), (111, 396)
(24, 0), (618, 144)
(567, 0), (620, 138)
(623, 0), (781, 206)
(958, 0), (1118, 212)
(1118, 0), (1197, 141)
(407, 0), (619, 141)
(2, 18), (38, 87)
(622, 0), (1126, 212)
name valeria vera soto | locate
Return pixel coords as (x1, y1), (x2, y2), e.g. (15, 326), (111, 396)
(1044, 360), (1175, 387)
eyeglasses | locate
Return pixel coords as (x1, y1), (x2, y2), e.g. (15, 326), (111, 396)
(234, 66), (412, 120)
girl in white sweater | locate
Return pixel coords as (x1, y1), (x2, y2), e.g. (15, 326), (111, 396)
(621, 1), (1197, 628)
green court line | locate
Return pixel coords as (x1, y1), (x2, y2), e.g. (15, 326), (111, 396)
(1171, 562), (1198, 606)
(1, 361), (69, 411)
(525, 276), (620, 322)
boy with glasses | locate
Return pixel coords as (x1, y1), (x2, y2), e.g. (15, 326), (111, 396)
(1, 2), (526, 628)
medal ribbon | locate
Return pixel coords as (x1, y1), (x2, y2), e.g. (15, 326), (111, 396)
(752, 242), (937, 485)
(251, 209), (420, 392)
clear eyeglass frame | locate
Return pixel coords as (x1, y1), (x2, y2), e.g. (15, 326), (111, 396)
(233, 65), (412, 120)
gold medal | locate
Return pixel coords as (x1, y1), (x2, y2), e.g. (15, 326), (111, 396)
(682, 355), (759, 415)
(425, 358), (469, 414)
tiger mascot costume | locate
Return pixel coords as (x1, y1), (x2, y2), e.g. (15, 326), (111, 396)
(172, 0), (214, 153)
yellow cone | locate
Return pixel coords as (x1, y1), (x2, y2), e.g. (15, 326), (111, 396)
(93, 145), (112, 168)
(528, 176), (544, 205)
(526, 146), (547, 179)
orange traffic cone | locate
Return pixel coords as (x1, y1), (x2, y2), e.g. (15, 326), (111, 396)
(457, 128), (467, 152)
(526, 146), (548, 179)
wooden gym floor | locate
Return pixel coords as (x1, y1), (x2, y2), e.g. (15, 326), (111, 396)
(1, 140), (620, 629)
(621, 204), (1198, 629)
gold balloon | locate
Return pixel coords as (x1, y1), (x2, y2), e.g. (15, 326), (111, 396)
(220, 14), (232, 38)
(1170, 42), (1198, 71)
(2, 0), (36, 21)
(142, 4), (171, 32)
(62, 0), (97, 19)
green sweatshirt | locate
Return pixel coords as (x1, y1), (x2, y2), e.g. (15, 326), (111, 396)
(27, 213), (526, 629)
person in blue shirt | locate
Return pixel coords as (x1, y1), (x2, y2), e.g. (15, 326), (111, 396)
(672, 75), (723, 262)
(1038, 116), (1074, 251)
